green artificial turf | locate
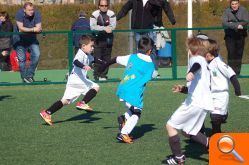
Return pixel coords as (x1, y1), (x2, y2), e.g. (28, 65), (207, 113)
(0, 79), (249, 165)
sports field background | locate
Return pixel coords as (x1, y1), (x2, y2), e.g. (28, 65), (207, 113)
(1, 70), (249, 165)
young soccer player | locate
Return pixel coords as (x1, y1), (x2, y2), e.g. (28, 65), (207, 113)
(101, 36), (155, 144)
(205, 39), (241, 135)
(163, 37), (213, 165)
(40, 35), (100, 126)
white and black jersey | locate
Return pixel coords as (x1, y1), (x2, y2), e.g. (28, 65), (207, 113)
(209, 57), (235, 93)
(185, 55), (213, 111)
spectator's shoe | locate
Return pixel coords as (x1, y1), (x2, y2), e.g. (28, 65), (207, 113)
(40, 110), (53, 126)
(117, 115), (126, 131)
(162, 155), (185, 165)
(27, 77), (35, 82)
(99, 77), (107, 81)
(76, 101), (93, 112)
(116, 133), (133, 144)
(152, 70), (160, 79)
(23, 78), (31, 83)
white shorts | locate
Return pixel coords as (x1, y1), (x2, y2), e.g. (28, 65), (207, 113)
(167, 104), (207, 136)
(62, 74), (99, 104)
(211, 92), (229, 115)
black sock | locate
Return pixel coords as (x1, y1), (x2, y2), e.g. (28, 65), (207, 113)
(46, 100), (63, 115)
(190, 132), (208, 147)
(200, 124), (206, 135)
(210, 114), (222, 135)
(169, 135), (182, 157)
(82, 89), (97, 104)
(211, 121), (222, 135)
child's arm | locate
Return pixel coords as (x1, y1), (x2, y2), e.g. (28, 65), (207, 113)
(172, 85), (188, 94)
(73, 59), (91, 71)
(230, 75), (241, 96)
(100, 55), (130, 72)
(186, 62), (201, 81)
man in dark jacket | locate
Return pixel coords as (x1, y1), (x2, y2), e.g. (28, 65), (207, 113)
(116, 0), (176, 78)
(71, 11), (90, 54)
(116, 0), (175, 29)
(222, 0), (249, 75)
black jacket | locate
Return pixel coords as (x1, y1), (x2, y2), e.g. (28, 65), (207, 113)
(117, 0), (176, 29)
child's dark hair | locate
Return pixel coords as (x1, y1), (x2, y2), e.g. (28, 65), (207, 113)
(98, 0), (109, 6)
(137, 36), (154, 54)
(79, 35), (94, 46)
(207, 39), (219, 57)
(0, 11), (10, 20)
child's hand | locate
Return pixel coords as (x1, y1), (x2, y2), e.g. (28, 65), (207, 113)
(83, 65), (92, 71)
(172, 85), (183, 93)
(1, 50), (9, 56)
(186, 72), (194, 81)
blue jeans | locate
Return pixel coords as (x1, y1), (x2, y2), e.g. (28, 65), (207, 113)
(16, 43), (40, 79)
(135, 32), (158, 70)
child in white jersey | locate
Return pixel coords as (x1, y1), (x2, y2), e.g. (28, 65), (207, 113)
(163, 37), (213, 165)
(40, 35), (101, 126)
(205, 39), (241, 135)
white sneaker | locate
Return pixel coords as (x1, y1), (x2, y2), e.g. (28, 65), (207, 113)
(152, 70), (160, 78)
(99, 77), (107, 81)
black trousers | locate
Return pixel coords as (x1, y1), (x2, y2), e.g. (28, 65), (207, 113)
(93, 43), (112, 79)
(225, 36), (245, 75)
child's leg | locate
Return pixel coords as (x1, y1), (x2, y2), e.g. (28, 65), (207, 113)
(45, 99), (69, 115)
(166, 123), (183, 157)
(187, 131), (209, 148)
(81, 87), (99, 104)
(120, 108), (141, 135)
(210, 113), (223, 135)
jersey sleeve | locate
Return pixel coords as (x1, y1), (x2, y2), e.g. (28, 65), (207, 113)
(34, 11), (42, 25)
(217, 61), (236, 79)
(15, 9), (23, 22)
(116, 55), (130, 66)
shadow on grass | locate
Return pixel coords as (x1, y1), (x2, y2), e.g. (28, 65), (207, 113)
(52, 111), (114, 125)
(131, 124), (157, 140)
(182, 138), (209, 163)
(0, 95), (13, 101)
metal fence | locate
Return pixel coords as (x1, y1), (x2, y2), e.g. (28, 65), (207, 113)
(0, 26), (248, 86)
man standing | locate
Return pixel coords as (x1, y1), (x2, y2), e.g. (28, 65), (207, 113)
(222, 0), (249, 75)
(71, 11), (90, 54)
(90, 0), (116, 81)
(15, 2), (42, 83)
(116, 0), (176, 78)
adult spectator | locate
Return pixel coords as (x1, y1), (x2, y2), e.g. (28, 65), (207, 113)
(116, 0), (176, 77)
(0, 11), (13, 71)
(222, 0), (249, 75)
(71, 11), (90, 54)
(15, 2), (42, 83)
(90, 0), (116, 81)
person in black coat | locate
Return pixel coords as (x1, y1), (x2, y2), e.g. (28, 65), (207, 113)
(0, 11), (13, 71)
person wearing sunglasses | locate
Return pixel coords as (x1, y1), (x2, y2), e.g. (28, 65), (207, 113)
(90, 0), (116, 81)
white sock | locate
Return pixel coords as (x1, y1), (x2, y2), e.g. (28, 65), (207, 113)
(121, 115), (139, 135)
(124, 110), (132, 120)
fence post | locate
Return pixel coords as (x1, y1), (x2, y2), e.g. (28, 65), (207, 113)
(68, 31), (73, 72)
(171, 29), (177, 80)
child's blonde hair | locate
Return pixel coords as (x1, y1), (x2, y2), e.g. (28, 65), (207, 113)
(186, 36), (208, 57)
